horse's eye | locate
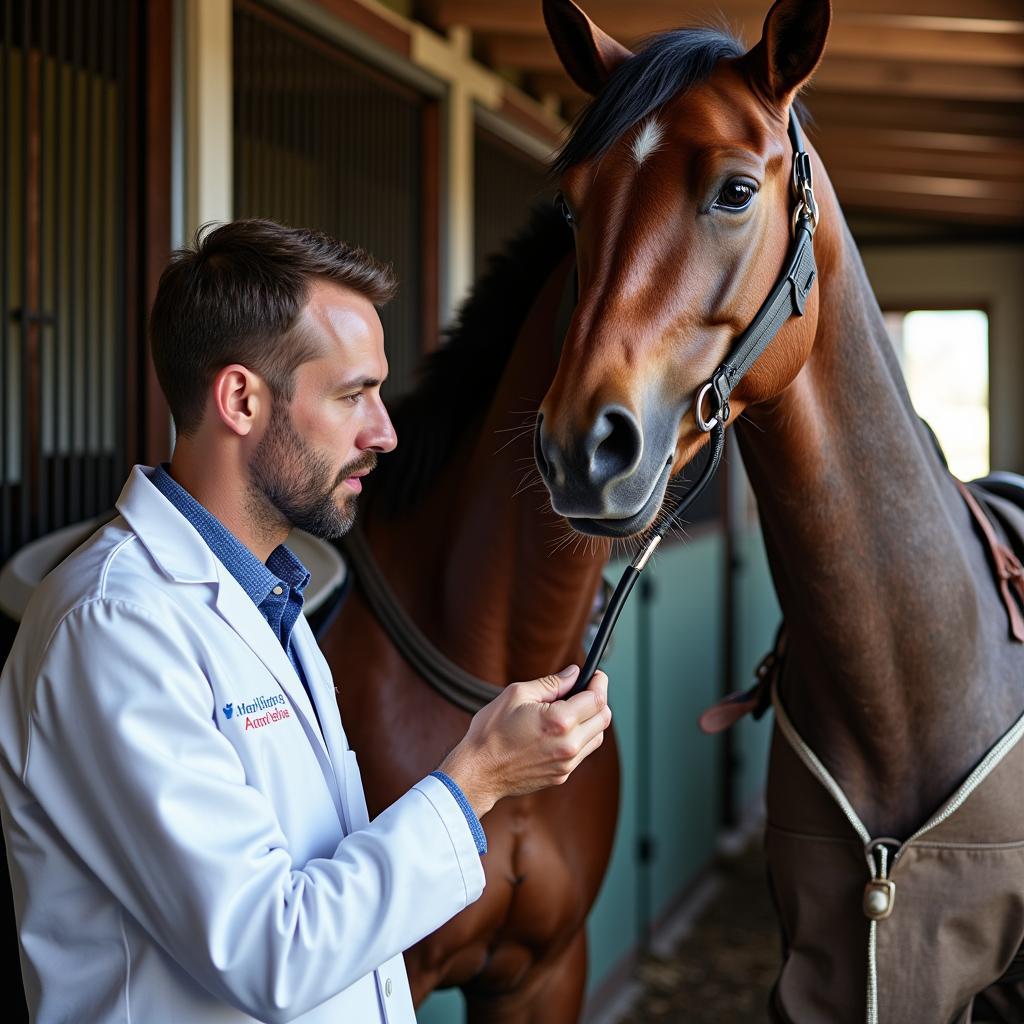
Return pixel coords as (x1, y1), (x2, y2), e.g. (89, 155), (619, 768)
(554, 192), (576, 227)
(714, 180), (756, 211)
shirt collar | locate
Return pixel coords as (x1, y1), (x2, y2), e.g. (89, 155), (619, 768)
(151, 464), (309, 607)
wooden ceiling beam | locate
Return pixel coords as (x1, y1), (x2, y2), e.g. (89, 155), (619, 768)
(438, 3), (1024, 66)
(804, 94), (1024, 138)
(425, 0), (1024, 32)
(814, 142), (1024, 183)
(811, 126), (1024, 157)
(812, 59), (1024, 103)
(832, 168), (1020, 203)
(494, 37), (1024, 101)
(833, 185), (1024, 224)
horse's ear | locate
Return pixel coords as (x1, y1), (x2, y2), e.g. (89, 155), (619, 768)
(739, 0), (831, 106)
(542, 0), (634, 96)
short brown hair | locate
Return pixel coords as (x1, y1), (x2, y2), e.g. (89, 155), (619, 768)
(150, 219), (397, 435)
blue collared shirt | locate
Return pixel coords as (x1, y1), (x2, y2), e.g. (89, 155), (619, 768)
(150, 465), (486, 855)
(151, 465), (310, 686)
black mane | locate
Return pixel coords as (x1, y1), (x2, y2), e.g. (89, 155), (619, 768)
(369, 205), (573, 517)
(553, 28), (745, 174)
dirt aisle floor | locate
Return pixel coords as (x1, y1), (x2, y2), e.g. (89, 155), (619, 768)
(616, 841), (781, 1023)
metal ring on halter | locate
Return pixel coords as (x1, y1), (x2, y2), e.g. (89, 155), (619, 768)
(695, 381), (722, 432)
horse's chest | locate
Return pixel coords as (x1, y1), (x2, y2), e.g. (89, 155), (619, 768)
(766, 697), (1024, 1023)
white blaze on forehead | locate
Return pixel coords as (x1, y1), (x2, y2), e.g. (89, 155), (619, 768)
(631, 118), (665, 166)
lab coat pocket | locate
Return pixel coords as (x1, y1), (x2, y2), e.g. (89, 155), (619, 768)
(342, 750), (371, 830)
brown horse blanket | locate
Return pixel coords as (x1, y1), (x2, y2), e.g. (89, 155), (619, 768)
(701, 473), (1024, 1022)
(766, 691), (1024, 1024)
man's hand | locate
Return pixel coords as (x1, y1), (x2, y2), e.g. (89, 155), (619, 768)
(437, 666), (612, 818)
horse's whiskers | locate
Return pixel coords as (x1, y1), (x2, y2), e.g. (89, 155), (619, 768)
(493, 428), (536, 456)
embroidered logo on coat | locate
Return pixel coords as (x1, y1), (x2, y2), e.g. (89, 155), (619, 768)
(225, 693), (291, 732)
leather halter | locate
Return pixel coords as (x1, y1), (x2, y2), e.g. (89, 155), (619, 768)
(567, 111), (820, 697)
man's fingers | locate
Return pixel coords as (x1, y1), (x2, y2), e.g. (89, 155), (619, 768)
(564, 702), (612, 755)
(552, 664), (581, 699)
(562, 670), (609, 720)
(517, 664), (580, 703)
(567, 728), (606, 775)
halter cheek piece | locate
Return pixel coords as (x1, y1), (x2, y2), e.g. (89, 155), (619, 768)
(694, 114), (818, 433)
(568, 111), (820, 697)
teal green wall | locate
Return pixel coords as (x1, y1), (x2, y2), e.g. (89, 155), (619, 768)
(732, 526), (781, 811)
(418, 523), (781, 1022)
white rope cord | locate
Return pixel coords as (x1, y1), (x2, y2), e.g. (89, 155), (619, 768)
(770, 682), (872, 846)
(771, 683), (878, 1022)
(771, 681), (1024, 1024)
(899, 707), (1024, 854)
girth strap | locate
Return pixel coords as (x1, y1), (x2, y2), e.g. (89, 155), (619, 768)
(338, 529), (503, 714)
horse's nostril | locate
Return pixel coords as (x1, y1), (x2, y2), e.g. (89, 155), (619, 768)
(587, 407), (642, 481)
(534, 414), (561, 484)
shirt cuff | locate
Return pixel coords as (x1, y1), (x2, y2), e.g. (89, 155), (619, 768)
(428, 771), (487, 855)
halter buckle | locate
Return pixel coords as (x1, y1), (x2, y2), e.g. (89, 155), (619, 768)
(791, 151), (818, 236)
(792, 185), (819, 236)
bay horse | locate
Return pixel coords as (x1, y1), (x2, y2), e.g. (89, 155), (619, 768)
(318, 208), (619, 1022)
(532, 0), (1024, 1021)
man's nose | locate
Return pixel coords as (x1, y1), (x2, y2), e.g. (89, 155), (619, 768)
(370, 403), (398, 453)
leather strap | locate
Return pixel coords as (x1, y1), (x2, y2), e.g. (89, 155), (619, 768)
(699, 625), (785, 734)
(955, 479), (1024, 643)
(339, 529), (504, 714)
(700, 116), (818, 428)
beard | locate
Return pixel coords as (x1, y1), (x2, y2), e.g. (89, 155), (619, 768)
(247, 406), (376, 541)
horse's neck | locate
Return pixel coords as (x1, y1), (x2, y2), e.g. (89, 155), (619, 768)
(738, 215), (1020, 836)
(379, 258), (607, 685)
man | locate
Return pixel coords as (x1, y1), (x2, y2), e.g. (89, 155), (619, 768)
(0, 220), (611, 1023)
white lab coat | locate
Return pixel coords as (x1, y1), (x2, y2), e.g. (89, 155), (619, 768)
(0, 465), (485, 1023)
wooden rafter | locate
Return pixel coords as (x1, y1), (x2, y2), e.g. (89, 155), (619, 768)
(426, 0), (1024, 31)
(414, 0), (1024, 226)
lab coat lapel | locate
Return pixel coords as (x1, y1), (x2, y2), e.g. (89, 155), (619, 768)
(119, 466), (347, 821)
(290, 618), (364, 831)
(213, 569), (344, 817)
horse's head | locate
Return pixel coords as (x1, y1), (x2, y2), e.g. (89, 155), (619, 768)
(536, 0), (831, 537)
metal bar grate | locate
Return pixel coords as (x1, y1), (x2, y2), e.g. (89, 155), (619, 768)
(232, 1), (426, 400)
(0, 0), (136, 566)
(473, 127), (552, 284)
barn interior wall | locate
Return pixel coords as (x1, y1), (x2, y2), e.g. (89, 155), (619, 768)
(860, 243), (1024, 477)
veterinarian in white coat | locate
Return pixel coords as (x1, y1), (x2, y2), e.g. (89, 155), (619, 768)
(0, 220), (611, 1023)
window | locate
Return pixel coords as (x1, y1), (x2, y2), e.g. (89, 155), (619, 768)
(883, 309), (989, 481)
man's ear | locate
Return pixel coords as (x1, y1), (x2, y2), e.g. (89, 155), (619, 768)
(212, 364), (262, 437)
(736, 0), (831, 107)
(542, 0), (633, 96)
